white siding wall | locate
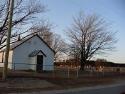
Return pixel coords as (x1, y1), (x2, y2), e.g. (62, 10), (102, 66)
(0, 52), (3, 67)
(12, 36), (54, 70)
(29, 57), (36, 70)
(0, 51), (13, 69)
(8, 51), (13, 69)
(0, 63), (3, 68)
(0, 52), (3, 63)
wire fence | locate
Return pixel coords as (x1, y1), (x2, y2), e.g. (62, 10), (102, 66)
(1, 63), (125, 78)
(53, 66), (125, 78)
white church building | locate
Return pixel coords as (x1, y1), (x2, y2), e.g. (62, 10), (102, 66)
(0, 34), (55, 71)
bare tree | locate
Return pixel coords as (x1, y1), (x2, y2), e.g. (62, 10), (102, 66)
(0, 0), (45, 49)
(67, 12), (116, 70)
(51, 34), (67, 61)
(68, 44), (80, 63)
(28, 21), (54, 47)
(27, 22), (67, 61)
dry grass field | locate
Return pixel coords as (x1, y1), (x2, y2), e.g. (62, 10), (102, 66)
(0, 67), (125, 93)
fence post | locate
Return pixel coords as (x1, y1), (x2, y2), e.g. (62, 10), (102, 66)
(102, 68), (104, 77)
(76, 67), (79, 78)
(68, 67), (69, 78)
(52, 66), (55, 78)
(13, 63), (15, 71)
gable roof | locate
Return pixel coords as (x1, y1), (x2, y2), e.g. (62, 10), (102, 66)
(29, 50), (47, 57)
(10, 34), (55, 53)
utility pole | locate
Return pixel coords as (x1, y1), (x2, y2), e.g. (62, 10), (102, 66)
(2, 0), (14, 81)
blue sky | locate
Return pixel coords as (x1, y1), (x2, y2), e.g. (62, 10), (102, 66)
(40, 0), (125, 63)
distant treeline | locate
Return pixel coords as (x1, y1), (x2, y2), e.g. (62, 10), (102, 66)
(54, 59), (125, 67)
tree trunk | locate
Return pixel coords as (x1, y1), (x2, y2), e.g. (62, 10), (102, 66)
(80, 61), (85, 70)
(80, 50), (85, 70)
